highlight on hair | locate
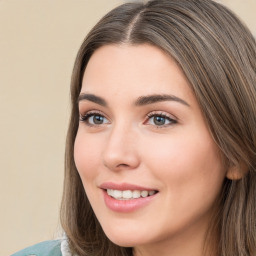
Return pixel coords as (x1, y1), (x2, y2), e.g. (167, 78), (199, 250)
(60, 0), (256, 255)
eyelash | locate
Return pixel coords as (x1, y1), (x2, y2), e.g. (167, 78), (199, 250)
(145, 112), (177, 128)
(79, 110), (177, 128)
(79, 110), (109, 127)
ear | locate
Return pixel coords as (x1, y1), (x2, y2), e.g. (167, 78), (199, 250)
(226, 162), (248, 180)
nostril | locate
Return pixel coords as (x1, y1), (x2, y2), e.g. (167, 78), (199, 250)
(117, 163), (129, 167)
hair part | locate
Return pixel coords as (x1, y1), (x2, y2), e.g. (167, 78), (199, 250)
(60, 1), (256, 255)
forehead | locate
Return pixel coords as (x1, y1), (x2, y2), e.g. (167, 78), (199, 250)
(81, 44), (194, 103)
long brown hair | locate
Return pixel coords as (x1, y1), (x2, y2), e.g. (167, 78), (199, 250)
(60, 0), (256, 255)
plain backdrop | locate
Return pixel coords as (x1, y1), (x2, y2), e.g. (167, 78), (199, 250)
(0, 1), (255, 255)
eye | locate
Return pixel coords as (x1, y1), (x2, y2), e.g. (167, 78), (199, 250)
(146, 112), (177, 127)
(80, 111), (109, 126)
(88, 115), (107, 125)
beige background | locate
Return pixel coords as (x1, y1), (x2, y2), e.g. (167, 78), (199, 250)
(1, 1), (255, 255)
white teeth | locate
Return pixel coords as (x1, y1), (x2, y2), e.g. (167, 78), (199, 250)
(132, 190), (141, 199)
(149, 191), (156, 196)
(113, 190), (122, 199)
(123, 190), (132, 199)
(141, 190), (149, 197)
(106, 189), (157, 200)
(108, 189), (114, 197)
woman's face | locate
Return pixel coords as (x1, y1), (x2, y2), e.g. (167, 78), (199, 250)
(74, 44), (226, 254)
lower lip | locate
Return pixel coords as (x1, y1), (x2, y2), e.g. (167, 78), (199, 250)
(102, 190), (157, 213)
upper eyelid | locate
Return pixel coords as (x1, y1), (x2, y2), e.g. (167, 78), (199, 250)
(146, 111), (177, 120)
(79, 111), (110, 127)
(79, 109), (178, 123)
(80, 109), (107, 118)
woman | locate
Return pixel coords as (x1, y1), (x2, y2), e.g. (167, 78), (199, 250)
(13, 0), (256, 255)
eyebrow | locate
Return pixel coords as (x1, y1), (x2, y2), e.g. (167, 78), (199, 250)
(135, 94), (190, 107)
(78, 93), (190, 107)
(78, 93), (107, 106)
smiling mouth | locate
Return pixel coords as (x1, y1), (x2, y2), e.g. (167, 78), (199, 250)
(106, 189), (158, 200)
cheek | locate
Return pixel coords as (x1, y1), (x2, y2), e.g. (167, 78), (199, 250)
(141, 131), (226, 228)
(142, 129), (225, 192)
(74, 131), (102, 182)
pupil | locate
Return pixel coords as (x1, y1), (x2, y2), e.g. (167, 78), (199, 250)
(93, 115), (103, 124)
(154, 116), (165, 125)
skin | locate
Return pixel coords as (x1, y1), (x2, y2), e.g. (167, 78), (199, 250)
(74, 44), (228, 256)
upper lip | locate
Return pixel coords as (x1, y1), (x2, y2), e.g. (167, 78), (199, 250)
(100, 182), (158, 191)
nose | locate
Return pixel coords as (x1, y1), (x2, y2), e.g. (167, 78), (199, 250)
(102, 124), (140, 172)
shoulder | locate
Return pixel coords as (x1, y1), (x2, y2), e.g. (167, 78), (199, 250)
(11, 240), (62, 256)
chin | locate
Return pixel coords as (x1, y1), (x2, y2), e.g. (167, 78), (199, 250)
(104, 230), (136, 246)
(103, 228), (148, 247)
